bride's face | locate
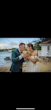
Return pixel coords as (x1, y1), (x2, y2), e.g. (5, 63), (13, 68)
(27, 46), (31, 51)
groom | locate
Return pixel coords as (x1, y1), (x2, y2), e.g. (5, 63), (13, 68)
(10, 43), (26, 72)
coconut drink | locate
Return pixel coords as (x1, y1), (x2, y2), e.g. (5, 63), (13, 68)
(22, 51), (28, 54)
(22, 51), (30, 58)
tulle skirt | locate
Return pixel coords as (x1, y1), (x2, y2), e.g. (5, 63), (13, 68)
(26, 61), (40, 72)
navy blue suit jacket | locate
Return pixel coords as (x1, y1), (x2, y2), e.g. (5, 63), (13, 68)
(10, 49), (25, 72)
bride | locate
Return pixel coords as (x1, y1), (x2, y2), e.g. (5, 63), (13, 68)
(24, 43), (40, 72)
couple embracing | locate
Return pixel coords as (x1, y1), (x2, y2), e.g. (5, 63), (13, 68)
(10, 43), (40, 72)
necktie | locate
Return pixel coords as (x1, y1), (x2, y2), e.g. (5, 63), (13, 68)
(20, 51), (22, 54)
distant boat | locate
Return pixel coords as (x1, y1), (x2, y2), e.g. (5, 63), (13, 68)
(8, 50), (12, 52)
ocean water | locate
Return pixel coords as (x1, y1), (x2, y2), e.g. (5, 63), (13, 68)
(0, 52), (27, 68)
(0, 52), (12, 68)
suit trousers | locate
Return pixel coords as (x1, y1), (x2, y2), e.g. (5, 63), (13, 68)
(11, 69), (22, 72)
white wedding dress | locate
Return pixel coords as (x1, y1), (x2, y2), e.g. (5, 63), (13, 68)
(26, 56), (40, 72)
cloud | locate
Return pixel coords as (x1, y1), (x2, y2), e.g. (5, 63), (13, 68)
(0, 41), (19, 49)
(0, 43), (10, 49)
(0, 44), (4, 49)
(10, 42), (18, 45)
(20, 41), (24, 43)
(18, 40), (25, 44)
(0, 40), (26, 49)
(9, 42), (19, 48)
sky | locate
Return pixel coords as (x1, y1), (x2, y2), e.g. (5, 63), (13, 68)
(0, 38), (40, 49)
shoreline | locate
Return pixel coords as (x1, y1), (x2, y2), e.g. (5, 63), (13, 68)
(0, 51), (12, 52)
(0, 65), (11, 68)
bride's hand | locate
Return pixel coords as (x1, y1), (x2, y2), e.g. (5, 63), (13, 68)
(27, 56), (31, 59)
(26, 55), (31, 60)
(24, 53), (30, 58)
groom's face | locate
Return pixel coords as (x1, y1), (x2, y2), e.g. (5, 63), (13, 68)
(20, 44), (25, 51)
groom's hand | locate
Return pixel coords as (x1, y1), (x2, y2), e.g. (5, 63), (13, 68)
(21, 53), (30, 58)
(21, 53), (26, 58)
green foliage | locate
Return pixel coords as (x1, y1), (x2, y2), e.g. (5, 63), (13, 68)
(0, 49), (5, 51)
(25, 49), (27, 51)
(31, 37), (51, 50)
(12, 48), (16, 51)
(40, 38), (51, 42)
(47, 57), (51, 59)
(32, 40), (41, 50)
(0, 48), (17, 52)
(5, 49), (8, 51)
(43, 58), (45, 60)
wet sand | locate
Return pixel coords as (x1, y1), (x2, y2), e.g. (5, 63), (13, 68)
(0, 61), (51, 72)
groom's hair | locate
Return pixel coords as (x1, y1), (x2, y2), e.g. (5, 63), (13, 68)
(19, 43), (25, 47)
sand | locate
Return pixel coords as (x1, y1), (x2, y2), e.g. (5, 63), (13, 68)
(0, 61), (51, 72)
(38, 61), (51, 72)
(0, 66), (11, 72)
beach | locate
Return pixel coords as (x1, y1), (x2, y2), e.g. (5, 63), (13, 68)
(0, 66), (11, 72)
(0, 61), (51, 72)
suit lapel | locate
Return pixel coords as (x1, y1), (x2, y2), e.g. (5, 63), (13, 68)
(17, 48), (20, 55)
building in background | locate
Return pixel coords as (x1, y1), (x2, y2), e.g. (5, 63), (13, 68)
(38, 39), (51, 57)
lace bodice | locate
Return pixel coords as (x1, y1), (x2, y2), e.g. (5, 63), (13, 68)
(28, 56), (38, 64)
(28, 56), (38, 60)
(31, 56), (38, 59)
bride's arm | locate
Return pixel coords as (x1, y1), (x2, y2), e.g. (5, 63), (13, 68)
(28, 52), (38, 64)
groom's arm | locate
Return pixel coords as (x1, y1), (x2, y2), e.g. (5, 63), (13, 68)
(11, 50), (25, 63)
(19, 56), (25, 62)
(11, 51), (21, 63)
